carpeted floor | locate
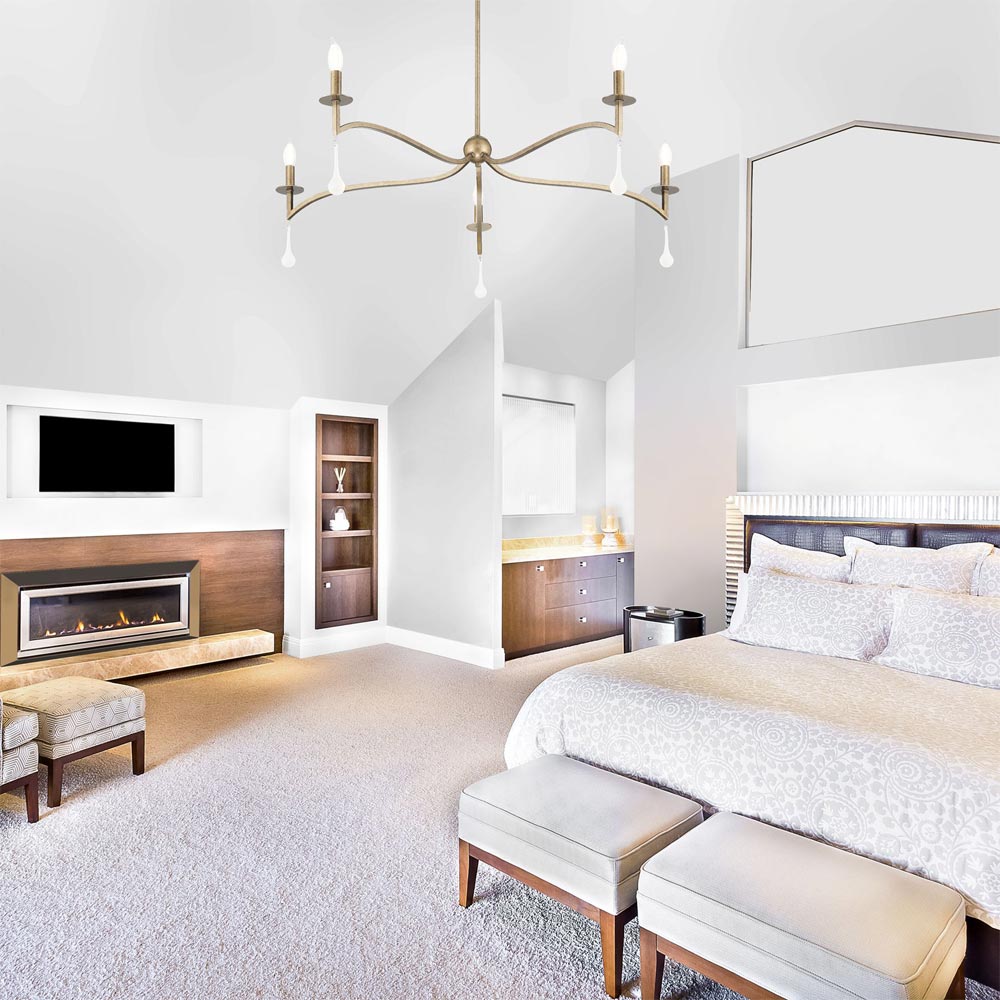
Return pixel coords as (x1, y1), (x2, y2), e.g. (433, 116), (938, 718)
(0, 640), (996, 1000)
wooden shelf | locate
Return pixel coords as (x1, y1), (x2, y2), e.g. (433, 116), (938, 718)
(316, 414), (378, 629)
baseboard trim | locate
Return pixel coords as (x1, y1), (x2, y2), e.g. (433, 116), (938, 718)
(384, 627), (504, 669)
(283, 626), (387, 659)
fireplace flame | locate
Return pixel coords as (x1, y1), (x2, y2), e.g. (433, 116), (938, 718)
(75, 620), (86, 633)
(151, 612), (163, 623)
(118, 609), (130, 626)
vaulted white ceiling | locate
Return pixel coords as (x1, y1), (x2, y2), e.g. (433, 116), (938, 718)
(1, 0), (997, 407)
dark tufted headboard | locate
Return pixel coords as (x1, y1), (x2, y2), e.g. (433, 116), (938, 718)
(744, 516), (1000, 572)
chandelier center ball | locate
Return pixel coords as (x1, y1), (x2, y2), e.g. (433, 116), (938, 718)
(464, 135), (493, 162)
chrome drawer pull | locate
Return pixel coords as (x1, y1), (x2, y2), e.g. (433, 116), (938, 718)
(324, 581), (331, 589)
(579, 588), (587, 595)
(535, 565), (545, 572)
(578, 616), (587, 623)
(579, 560), (587, 567)
(618, 556), (625, 563)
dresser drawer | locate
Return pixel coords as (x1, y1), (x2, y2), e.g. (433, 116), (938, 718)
(546, 553), (619, 583)
(544, 599), (618, 645)
(545, 576), (618, 609)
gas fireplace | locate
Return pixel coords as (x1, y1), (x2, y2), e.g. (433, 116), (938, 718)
(0, 561), (200, 666)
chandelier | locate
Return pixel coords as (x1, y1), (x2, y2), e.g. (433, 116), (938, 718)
(275, 0), (678, 296)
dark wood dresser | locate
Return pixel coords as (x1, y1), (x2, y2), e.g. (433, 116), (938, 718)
(502, 551), (634, 659)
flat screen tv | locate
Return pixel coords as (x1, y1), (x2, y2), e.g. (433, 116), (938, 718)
(38, 415), (176, 493)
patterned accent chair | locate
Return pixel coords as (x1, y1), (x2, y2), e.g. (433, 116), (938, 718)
(0, 697), (40, 823)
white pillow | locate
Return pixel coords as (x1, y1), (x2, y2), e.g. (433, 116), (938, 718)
(750, 533), (852, 582)
(874, 589), (1000, 689)
(845, 537), (993, 594)
(729, 571), (749, 630)
(977, 553), (1000, 597)
(727, 568), (894, 661)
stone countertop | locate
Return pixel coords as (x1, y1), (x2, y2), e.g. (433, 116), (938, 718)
(501, 543), (634, 565)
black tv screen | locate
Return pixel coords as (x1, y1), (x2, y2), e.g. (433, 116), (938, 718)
(39, 416), (176, 493)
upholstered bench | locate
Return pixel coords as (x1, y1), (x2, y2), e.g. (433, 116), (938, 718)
(458, 754), (703, 997)
(0, 699), (40, 823)
(4, 677), (145, 807)
(637, 813), (967, 1000)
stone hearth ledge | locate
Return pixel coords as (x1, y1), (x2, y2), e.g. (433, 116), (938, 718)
(0, 630), (274, 693)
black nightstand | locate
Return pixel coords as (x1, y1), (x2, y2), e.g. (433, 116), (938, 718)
(623, 606), (706, 652)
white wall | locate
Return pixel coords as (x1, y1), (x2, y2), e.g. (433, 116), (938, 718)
(0, 384), (287, 539)
(605, 361), (635, 538)
(502, 364), (606, 540)
(387, 303), (503, 668)
(744, 357), (1000, 493)
(283, 396), (389, 658)
(634, 158), (741, 633)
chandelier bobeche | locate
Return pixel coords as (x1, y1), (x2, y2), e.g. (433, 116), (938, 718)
(276, 0), (678, 295)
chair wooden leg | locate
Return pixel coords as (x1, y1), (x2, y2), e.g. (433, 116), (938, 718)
(24, 772), (39, 823)
(946, 960), (965, 999)
(131, 731), (145, 775)
(46, 758), (63, 808)
(640, 927), (665, 1000)
(458, 839), (479, 908)
(599, 909), (627, 998)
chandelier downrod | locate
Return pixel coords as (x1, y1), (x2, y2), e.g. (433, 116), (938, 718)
(277, 0), (679, 288)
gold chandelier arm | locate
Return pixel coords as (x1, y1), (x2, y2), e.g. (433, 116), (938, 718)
(338, 121), (467, 164)
(489, 121), (618, 165)
(486, 161), (667, 220)
(287, 162), (469, 220)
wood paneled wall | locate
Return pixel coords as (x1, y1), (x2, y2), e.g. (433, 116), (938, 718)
(0, 530), (284, 653)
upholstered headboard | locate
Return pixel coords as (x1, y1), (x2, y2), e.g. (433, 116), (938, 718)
(744, 516), (1000, 572)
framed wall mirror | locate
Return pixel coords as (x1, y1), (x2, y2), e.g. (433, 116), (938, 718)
(745, 121), (1000, 346)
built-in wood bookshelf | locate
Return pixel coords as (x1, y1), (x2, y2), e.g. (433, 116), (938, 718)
(315, 415), (378, 628)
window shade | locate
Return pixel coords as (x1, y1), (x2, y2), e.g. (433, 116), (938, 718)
(502, 395), (576, 516)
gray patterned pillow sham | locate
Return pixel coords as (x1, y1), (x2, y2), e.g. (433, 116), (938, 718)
(845, 537), (993, 594)
(751, 533), (852, 582)
(977, 554), (1000, 597)
(727, 568), (893, 661)
(875, 589), (1000, 689)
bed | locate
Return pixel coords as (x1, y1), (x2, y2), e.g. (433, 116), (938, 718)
(504, 516), (1000, 985)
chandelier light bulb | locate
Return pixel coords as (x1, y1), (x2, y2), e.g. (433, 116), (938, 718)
(659, 142), (673, 167)
(611, 43), (628, 72)
(328, 40), (344, 72)
(328, 140), (346, 195)
(474, 255), (487, 299)
(283, 143), (297, 167)
(609, 139), (627, 196)
(281, 224), (296, 268)
(659, 222), (674, 268)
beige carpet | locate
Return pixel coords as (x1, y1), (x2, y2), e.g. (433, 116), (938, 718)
(0, 640), (995, 1000)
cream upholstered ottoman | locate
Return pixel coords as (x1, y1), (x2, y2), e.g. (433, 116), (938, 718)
(637, 813), (967, 1000)
(0, 699), (40, 823)
(4, 677), (145, 808)
(458, 754), (703, 997)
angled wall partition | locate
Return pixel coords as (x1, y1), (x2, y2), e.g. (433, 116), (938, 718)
(387, 302), (504, 667)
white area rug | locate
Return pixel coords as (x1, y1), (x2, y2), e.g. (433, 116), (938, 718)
(0, 639), (996, 1000)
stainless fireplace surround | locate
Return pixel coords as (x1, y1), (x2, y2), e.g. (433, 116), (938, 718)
(1, 561), (200, 666)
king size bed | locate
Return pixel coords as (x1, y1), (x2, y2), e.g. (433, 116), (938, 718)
(504, 517), (1000, 989)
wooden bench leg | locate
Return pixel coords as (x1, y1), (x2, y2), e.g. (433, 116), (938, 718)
(599, 909), (629, 998)
(947, 960), (965, 999)
(640, 926), (664, 1000)
(131, 731), (145, 775)
(46, 758), (64, 808)
(24, 772), (39, 823)
(458, 839), (479, 908)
